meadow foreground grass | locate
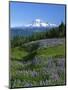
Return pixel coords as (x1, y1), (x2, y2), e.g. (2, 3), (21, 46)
(10, 38), (65, 88)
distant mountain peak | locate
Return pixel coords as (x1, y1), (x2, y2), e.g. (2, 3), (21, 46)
(35, 19), (41, 22)
(24, 19), (57, 28)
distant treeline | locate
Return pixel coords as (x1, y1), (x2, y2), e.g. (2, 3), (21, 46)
(11, 22), (66, 48)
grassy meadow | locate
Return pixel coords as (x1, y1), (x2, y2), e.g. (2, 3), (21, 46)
(10, 23), (66, 88)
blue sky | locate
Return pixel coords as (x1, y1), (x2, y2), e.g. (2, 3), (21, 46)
(10, 2), (65, 27)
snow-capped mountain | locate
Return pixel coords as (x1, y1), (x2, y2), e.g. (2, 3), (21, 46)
(11, 19), (58, 37)
(24, 19), (57, 28)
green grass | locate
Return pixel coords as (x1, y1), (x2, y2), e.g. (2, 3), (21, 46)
(11, 43), (65, 61)
(37, 44), (65, 58)
(10, 43), (65, 88)
(11, 47), (28, 60)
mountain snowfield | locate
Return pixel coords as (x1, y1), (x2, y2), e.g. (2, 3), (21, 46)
(11, 19), (58, 37)
(24, 19), (57, 28)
